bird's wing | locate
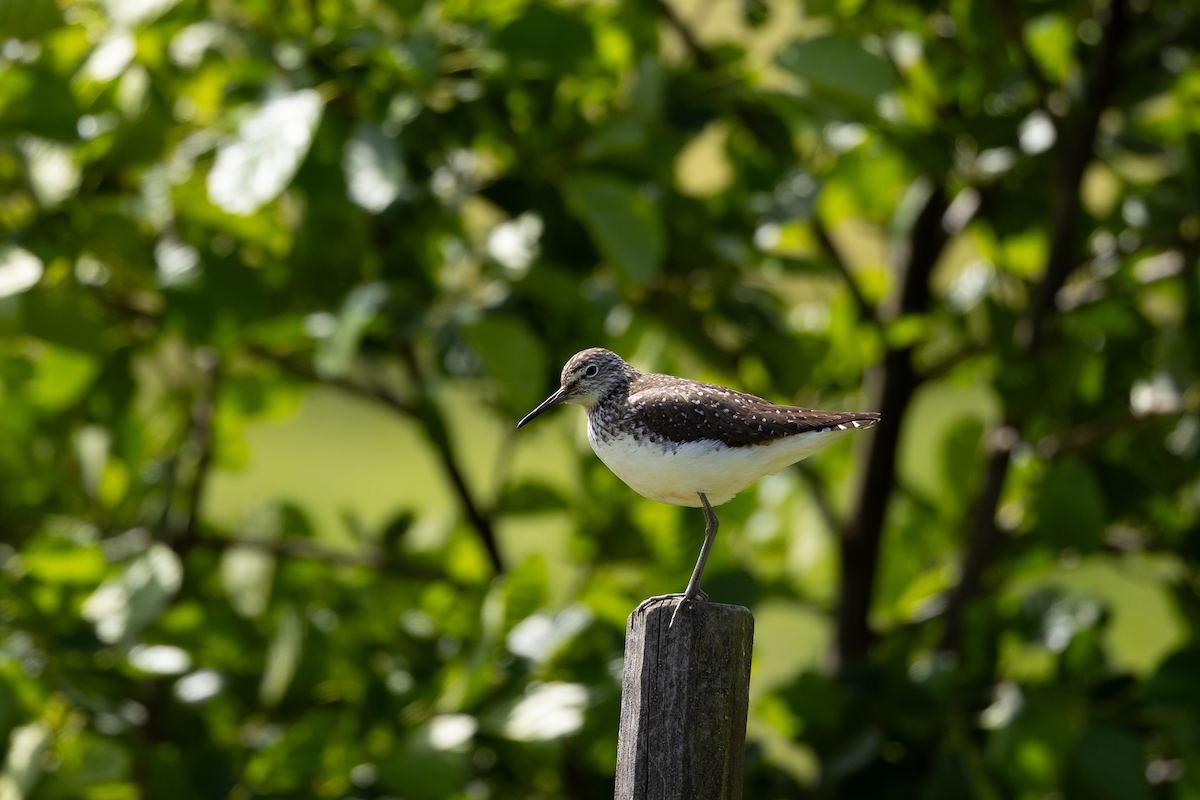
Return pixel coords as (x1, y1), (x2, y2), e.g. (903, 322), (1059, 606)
(627, 378), (879, 447)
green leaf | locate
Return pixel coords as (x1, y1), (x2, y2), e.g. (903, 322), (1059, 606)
(1145, 647), (1200, 710)
(343, 122), (406, 214)
(504, 554), (548, 631)
(314, 282), (389, 379)
(496, 482), (568, 514)
(0, 245), (43, 298)
(206, 90), (324, 216)
(259, 603), (304, 707)
(379, 719), (472, 800)
(776, 36), (894, 101)
(0, 0), (62, 38)
(1024, 14), (1075, 85)
(47, 733), (132, 789)
(493, 7), (594, 70)
(1034, 458), (1108, 551)
(28, 344), (100, 412)
(462, 316), (546, 412)
(562, 173), (663, 282)
(80, 544), (182, 644)
(1067, 724), (1148, 800)
(941, 417), (983, 508)
(21, 290), (107, 354)
(22, 544), (107, 585)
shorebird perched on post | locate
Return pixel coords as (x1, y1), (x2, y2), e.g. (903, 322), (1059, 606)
(518, 348), (879, 621)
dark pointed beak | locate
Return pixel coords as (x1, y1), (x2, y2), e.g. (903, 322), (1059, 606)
(518, 386), (567, 428)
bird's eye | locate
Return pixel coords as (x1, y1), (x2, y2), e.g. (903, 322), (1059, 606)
(585, 365), (599, 377)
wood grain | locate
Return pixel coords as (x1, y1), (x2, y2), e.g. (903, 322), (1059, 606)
(615, 598), (753, 800)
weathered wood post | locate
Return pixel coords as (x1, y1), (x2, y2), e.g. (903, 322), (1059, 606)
(615, 597), (754, 800)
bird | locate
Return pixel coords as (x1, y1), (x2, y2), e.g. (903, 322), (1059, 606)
(517, 347), (879, 622)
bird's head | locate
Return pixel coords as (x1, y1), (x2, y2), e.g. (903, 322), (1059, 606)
(517, 348), (629, 428)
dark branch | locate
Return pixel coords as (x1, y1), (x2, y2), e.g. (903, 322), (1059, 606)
(940, 0), (1134, 656)
(196, 535), (456, 583)
(252, 344), (507, 576)
(396, 346), (506, 576)
(1020, 0), (1130, 352)
(990, 0), (1051, 97)
(837, 183), (948, 666)
(650, 0), (795, 157)
(1035, 408), (1183, 459)
(652, 0), (717, 71)
(248, 344), (418, 415)
(174, 348), (220, 557)
(812, 217), (880, 325)
(939, 425), (1018, 654)
(796, 462), (843, 535)
(918, 343), (988, 382)
(436, 423), (506, 575)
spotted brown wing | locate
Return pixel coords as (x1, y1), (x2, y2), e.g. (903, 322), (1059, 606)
(625, 375), (880, 447)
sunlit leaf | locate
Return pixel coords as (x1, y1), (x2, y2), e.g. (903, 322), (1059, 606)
(207, 90), (324, 216)
(343, 122), (406, 214)
(0, 245), (43, 298)
(17, 136), (79, 208)
(81, 544), (183, 644)
(0, 722), (52, 799)
(314, 282), (389, 379)
(259, 604), (303, 707)
(22, 544), (106, 584)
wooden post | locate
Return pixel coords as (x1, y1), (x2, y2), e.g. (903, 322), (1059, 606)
(615, 597), (754, 800)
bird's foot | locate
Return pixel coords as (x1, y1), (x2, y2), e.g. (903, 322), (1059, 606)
(668, 589), (709, 628)
(633, 593), (685, 615)
(633, 590), (709, 623)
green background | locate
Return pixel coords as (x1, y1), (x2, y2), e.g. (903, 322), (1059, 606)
(1, 0), (1199, 797)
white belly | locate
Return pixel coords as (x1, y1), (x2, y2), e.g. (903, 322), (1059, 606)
(587, 424), (850, 507)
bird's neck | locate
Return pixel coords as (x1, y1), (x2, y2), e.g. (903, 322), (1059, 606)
(587, 366), (638, 419)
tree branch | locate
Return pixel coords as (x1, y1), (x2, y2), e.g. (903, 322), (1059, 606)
(252, 344), (507, 576)
(1020, 0), (1130, 351)
(938, 425), (1017, 654)
(837, 184), (948, 665)
(172, 348), (219, 557)
(1035, 408), (1183, 459)
(197, 535), (456, 583)
(396, 346), (506, 577)
(990, 0), (1051, 98)
(918, 343), (988, 382)
(650, 0), (794, 156)
(247, 344), (418, 415)
(940, 0), (1133, 656)
(796, 462), (843, 536)
(653, 0), (717, 71)
(813, 217), (880, 325)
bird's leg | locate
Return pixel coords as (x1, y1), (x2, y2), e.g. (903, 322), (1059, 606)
(670, 493), (719, 627)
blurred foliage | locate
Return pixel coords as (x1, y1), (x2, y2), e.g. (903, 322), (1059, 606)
(1, 0), (1200, 797)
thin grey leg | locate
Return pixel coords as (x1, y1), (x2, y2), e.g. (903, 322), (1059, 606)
(669, 493), (718, 626)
